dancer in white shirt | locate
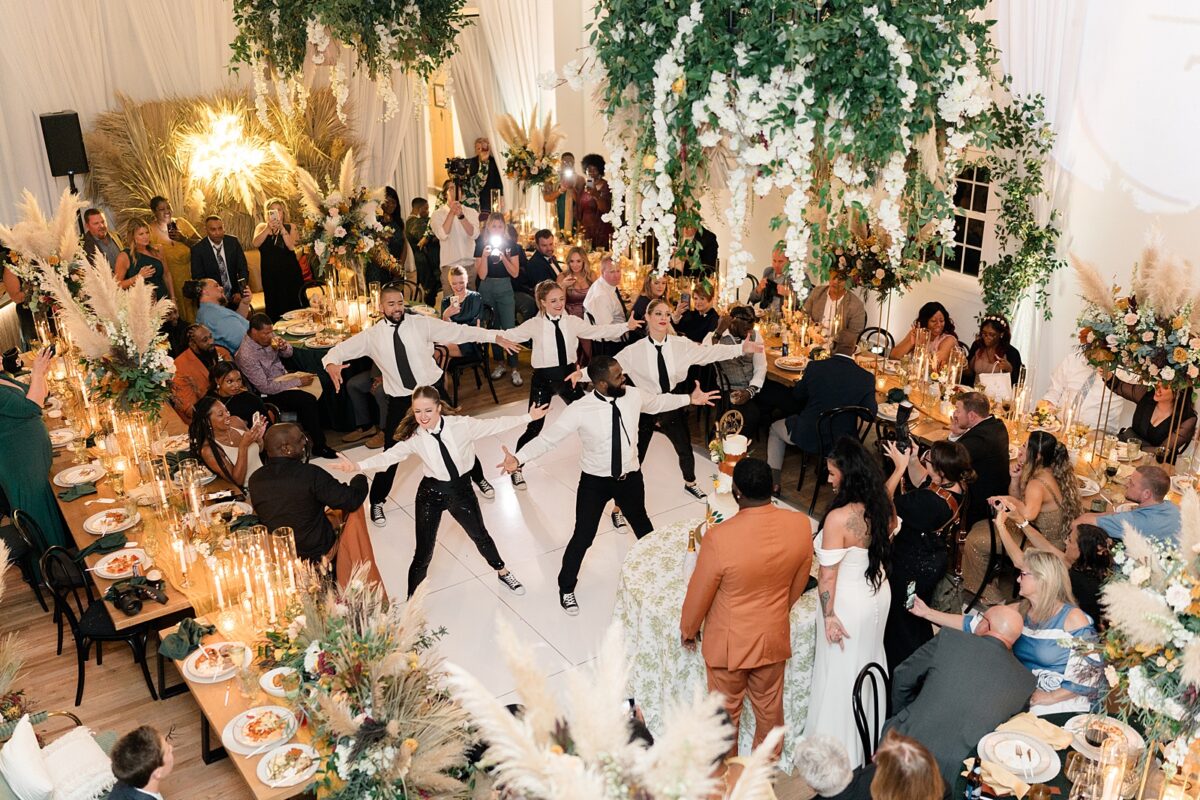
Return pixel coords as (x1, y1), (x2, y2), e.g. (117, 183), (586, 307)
(323, 283), (522, 526)
(616, 298), (762, 501)
(503, 280), (643, 489)
(335, 385), (547, 597)
(499, 355), (718, 615)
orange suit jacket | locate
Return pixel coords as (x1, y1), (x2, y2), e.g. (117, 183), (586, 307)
(680, 504), (814, 670)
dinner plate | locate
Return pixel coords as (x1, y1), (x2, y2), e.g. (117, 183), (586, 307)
(978, 731), (1060, 784)
(407, 305), (436, 317)
(282, 321), (321, 336)
(1063, 714), (1145, 760)
(1031, 419), (1062, 433)
(232, 706), (296, 749)
(45, 409), (62, 419)
(83, 508), (141, 536)
(256, 743), (319, 788)
(219, 708), (295, 757)
(1077, 476), (1101, 497)
(1116, 449), (1144, 463)
(774, 356), (807, 372)
(881, 359), (902, 375)
(303, 333), (344, 348)
(1171, 475), (1197, 495)
(280, 309), (312, 321)
(259, 666), (300, 699)
(205, 500), (253, 525)
(94, 548), (150, 580)
(49, 428), (74, 447)
(1114, 502), (1137, 513)
(54, 463), (106, 487)
(151, 434), (191, 456)
(171, 467), (216, 487)
(877, 403), (922, 423)
(183, 641), (251, 683)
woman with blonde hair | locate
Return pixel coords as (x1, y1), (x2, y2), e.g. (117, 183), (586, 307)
(870, 731), (944, 800)
(911, 548), (1098, 715)
(335, 385), (545, 596)
(114, 218), (174, 302)
(252, 198), (304, 319)
(558, 246), (593, 318)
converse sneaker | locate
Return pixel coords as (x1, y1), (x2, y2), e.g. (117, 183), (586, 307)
(611, 509), (627, 529)
(683, 483), (706, 501)
(369, 503), (386, 527)
(490, 365), (506, 380)
(511, 470), (527, 490)
(475, 477), (496, 499)
(497, 571), (526, 595)
(511, 370), (523, 386)
(559, 592), (580, 616)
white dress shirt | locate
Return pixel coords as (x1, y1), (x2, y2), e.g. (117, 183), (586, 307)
(504, 314), (629, 369)
(583, 279), (628, 325)
(358, 414), (531, 481)
(616, 334), (744, 394)
(322, 314), (498, 397)
(431, 204), (480, 267)
(515, 386), (690, 477)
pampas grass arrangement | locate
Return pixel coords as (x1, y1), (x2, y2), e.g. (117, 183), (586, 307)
(85, 88), (359, 246)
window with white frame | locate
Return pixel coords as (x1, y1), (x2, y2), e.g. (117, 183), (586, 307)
(927, 164), (995, 278)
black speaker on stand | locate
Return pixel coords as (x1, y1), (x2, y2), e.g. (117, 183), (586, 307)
(39, 111), (90, 233)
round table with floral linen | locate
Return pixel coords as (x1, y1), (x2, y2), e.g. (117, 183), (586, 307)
(613, 518), (818, 770)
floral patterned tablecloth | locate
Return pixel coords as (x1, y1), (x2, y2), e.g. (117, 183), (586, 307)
(613, 518), (818, 770)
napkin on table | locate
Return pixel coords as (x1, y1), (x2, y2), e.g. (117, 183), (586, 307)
(997, 712), (1074, 750)
(57, 482), (97, 501)
(158, 618), (216, 661)
(76, 532), (128, 560)
(962, 757), (1030, 799)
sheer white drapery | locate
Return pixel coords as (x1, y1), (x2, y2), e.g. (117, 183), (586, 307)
(449, 25), (498, 156)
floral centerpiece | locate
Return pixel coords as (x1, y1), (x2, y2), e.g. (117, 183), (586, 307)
(286, 149), (399, 288)
(495, 110), (564, 189)
(42, 256), (175, 418)
(0, 188), (89, 311)
(259, 571), (468, 799)
(1086, 491), (1200, 773)
(1074, 240), (1200, 392)
(831, 228), (934, 302)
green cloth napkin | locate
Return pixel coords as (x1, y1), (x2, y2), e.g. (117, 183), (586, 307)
(57, 482), (97, 501)
(886, 387), (908, 404)
(158, 618), (216, 661)
(228, 514), (261, 531)
(76, 532), (128, 560)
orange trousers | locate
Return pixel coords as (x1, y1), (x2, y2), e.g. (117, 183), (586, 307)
(706, 660), (786, 751)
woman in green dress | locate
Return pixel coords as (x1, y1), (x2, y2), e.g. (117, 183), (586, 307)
(114, 219), (174, 304)
(0, 348), (67, 551)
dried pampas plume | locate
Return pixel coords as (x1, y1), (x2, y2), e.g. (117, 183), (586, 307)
(1179, 490), (1200, 578)
(492, 616), (559, 746)
(728, 727), (787, 800)
(80, 253), (124, 324)
(641, 688), (731, 799)
(1102, 581), (1174, 648)
(565, 621), (633, 763)
(337, 149), (356, 199)
(1180, 639), (1200, 689)
(1071, 254), (1115, 313)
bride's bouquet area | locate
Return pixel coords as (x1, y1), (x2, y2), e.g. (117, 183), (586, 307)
(0, 188), (91, 311)
(446, 619), (781, 800)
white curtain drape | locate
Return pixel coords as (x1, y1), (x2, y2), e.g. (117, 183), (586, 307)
(449, 25), (498, 156)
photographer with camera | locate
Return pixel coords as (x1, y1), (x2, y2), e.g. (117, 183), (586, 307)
(475, 214), (524, 385)
(431, 175), (480, 298)
(881, 439), (974, 670)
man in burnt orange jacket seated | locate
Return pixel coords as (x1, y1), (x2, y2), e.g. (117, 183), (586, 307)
(680, 457), (814, 753)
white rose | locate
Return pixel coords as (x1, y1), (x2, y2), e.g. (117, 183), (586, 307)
(1166, 583), (1192, 612)
(1130, 564), (1151, 586)
(303, 640), (322, 674)
(1161, 366), (1176, 381)
(314, 240), (327, 257)
(334, 226), (347, 238)
(1104, 665), (1119, 687)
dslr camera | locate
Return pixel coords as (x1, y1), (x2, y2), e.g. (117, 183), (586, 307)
(445, 157), (472, 183)
(109, 579), (168, 616)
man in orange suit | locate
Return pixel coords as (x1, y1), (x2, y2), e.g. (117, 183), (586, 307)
(680, 457), (814, 752)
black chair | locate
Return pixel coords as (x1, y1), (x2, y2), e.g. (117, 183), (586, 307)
(40, 546), (158, 706)
(0, 520), (48, 612)
(446, 306), (500, 407)
(852, 661), (891, 760)
(798, 406), (875, 512)
(298, 280), (326, 310)
(858, 326), (895, 357)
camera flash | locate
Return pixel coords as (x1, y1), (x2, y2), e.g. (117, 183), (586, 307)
(489, 235), (502, 248)
(563, 168), (574, 178)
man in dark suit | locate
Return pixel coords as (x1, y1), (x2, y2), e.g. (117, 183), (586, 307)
(765, 341), (877, 489)
(106, 725), (174, 799)
(825, 604), (1034, 800)
(514, 228), (561, 321)
(190, 214), (249, 309)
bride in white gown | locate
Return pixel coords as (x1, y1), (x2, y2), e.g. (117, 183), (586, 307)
(803, 438), (894, 768)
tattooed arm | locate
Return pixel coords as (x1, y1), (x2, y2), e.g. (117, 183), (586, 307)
(818, 506), (854, 650)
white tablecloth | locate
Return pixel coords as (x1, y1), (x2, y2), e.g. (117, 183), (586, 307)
(613, 518), (818, 769)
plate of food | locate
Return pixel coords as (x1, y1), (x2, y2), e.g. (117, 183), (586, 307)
(256, 743), (318, 788)
(54, 463), (106, 487)
(280, 309), (313, 321)
(877, 403), (921, 423)
(205, 500), (253, 525)
(233, 706), (295, 749)
(259, 666), (301, 699)
(881, 359), (902, 375)
(282, 321), (321, 336)
(94, 548), (150, 580)
(151, 434), (191, 456)
(1077, 476), (1101, 497)
(407, 304), (436, 317)
(1171, 474), (1196, 495)
(184, 642), (250, 683)
(171, 466), (216, 487)
(1114, 501), (1137, 513)
(304, 332), (343, 348)
(83, 508), (141, 536)
(1008, 444), (1022, 462)
(774, 356), (807, 372)
(978, 731), (1060, 784)
(1063, 714), (1145, 760)
(49, 428), (74, 448)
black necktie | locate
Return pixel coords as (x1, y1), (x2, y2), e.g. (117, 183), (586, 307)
(430, 425), (460, 480)
(213, 243), (231, 294)
(390, 318), (417, 389)
(551, 317), (569, 368)
(615, 287), (628, 319)
(654, 342), (671, 393)
(606, 394), (623, 477)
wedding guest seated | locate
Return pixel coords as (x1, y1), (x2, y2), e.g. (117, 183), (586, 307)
(342, 366), (386, 449)
(802, 270), (867, 354)
(1101, 370), (1197, 456)
(671, 282), (719, 343)
(631, 273), (669, 341)
(993, 503), (1114, 627)
(208, 362), (273, 428)
(1076, 464), (1180, 544)
(106, 725), (174, 800)
(913, 549), (1098, 715)
(748, 245), (791, 313)
(188, 396), (267, 489)
(249, 424), (369, 565)
(1042, 351), (1130, 434)
(190, 214), (250, 309)
(186, 278), (248, 354)
(235, 313), (337, 459)
(823, 604), (1033, 800)
(437, 266), (484, 366)
(962, 314), (1022, 386)
(405, 197), (440, 306)
(891, 301), (959, 368)
(713, 305), (768, 436)
(82, 208), (121, 267)
(169, 323), (233, 423)
(765, 339), (876, 493)
(514, 229), (561, 321)
(869, 732), (944, 800)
